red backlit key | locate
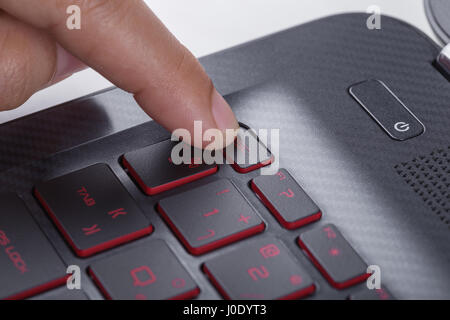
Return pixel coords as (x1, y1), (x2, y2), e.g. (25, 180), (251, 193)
(297, 224), (369, 289)
(349, 287), (394, 300)
(0, 194), (67, 300)
(224, 127), (273, 173)
(34, 164), (153, 257)
(203, 237), (315, 300)
(88, 240), (199, 300)
(157, 179), (265, 255)
(251, 169), (321, 229)
(122, 139), (218, 195)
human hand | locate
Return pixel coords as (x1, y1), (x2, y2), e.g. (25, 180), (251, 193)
(0, 0), (239, 148)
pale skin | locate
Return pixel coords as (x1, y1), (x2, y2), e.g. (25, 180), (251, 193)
(0, 0), (239, 148)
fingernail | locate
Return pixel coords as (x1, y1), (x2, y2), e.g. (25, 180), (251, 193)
(51, 44), (86, 83)
(211, 89), (239, 131)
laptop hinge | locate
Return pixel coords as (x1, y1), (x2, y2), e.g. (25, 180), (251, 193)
(436, 44), (450, 78)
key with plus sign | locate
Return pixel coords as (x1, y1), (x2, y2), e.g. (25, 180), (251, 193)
(158, 179), (265, 255)
(238, 214), (251, 224)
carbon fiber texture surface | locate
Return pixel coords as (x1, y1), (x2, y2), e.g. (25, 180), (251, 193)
(0, 13), (449, 299)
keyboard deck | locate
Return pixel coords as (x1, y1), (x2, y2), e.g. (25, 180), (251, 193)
(0, 121), (391, 300)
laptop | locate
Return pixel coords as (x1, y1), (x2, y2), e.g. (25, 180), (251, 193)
(0, 10), (449, 300)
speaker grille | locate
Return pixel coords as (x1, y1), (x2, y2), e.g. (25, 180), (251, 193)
(394, 146), (450, 229)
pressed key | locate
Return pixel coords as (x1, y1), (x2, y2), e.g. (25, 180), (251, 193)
(251, 169), (321, 229)
(203, 237), (315, 300)
(0, 194), (67, 300)
(224, 127), (273, 173)
(88, 240), (200, 300)
(349, 287), (394, 300)
(157, 179), (265, 255)
(297, 224), (369, 289)
(122, 139), (218, 195)
(34, 164), (153, 257)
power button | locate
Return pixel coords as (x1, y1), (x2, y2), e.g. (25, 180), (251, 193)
(349, 80), (425, 141)
(394, 122), (410, 132)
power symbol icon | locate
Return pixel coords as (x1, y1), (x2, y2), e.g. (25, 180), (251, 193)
(394, 122), (410, 132)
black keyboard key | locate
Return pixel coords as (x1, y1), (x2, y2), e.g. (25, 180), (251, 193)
(297, 224), (369, 289)
(34, 164), (153, 257)
(88, 240), (199, 300)
(0, 194), (67, 300)
(30, 287), (89, 300)
(349, 287), (394, 300)
(203, 237), (315, 300)
(224, 127), (273, 173)
(251, 169), (321, 229)
(123, 139), (218, 195)
(158, 179), (265, 255)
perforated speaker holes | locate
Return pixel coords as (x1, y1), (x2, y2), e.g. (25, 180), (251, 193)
(394, 146), (450, 229)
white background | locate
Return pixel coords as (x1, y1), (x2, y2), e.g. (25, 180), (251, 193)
(0, 0), (440, 124)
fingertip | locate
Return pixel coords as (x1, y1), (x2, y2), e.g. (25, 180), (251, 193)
(211, 89), (239, 132)
(199, 89), (239, 150)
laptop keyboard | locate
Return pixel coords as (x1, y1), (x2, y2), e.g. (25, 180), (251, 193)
(0, 125), (389, 300)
